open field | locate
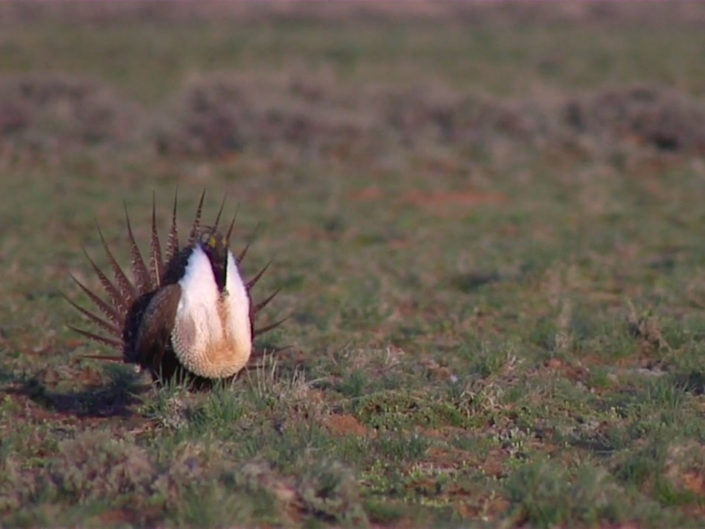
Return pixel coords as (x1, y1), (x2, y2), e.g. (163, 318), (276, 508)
(2, 2), (705, 527)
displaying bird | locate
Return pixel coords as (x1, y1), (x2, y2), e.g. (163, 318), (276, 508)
(66, 191), (283, 386)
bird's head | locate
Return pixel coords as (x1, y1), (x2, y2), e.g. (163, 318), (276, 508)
(197, 228), (229, 293)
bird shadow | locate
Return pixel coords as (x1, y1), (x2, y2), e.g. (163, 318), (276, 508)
(7, 363), (150, 419)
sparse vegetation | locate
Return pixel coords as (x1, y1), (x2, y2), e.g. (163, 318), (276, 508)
(2, 2), (705, 527)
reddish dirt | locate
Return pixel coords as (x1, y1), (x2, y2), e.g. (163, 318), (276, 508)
(425, 446), (471, 471)
(98, 509), (138, 526)
(544, 357), (590, 383)
(477, 449), (509, 478)
(454, 493), (510, 521)
(413, 426), (466, 439)
(351, 186), (384, 201)
(683, 471), (705, 496)
(324, 413), (368, 437)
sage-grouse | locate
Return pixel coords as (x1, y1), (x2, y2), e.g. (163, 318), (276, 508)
(67, 192), (282, 385)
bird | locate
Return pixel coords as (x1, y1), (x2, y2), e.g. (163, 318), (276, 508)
(65, 191), (283, 386)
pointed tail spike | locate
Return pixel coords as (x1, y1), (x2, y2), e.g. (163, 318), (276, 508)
(271, 344), (293, 354)
(213, 194), (227, 232)
(123, 203), (151, 293)
(246, 260), (271, 290)
(254, 314), (289, 337)
(238, 241), (251, 264)
(238, 223), (261, 263)
(225, 203), (240, 248)
(69, 273), (121, 326)
(67, 324), (124, 349)
(166, 189), (179, 263)
(253, 287), (281, 314)
(188, 189), (206, 245)
(63, 294), (122, 337)
(82, 245), (129, 315)
(96, 223), (137, 302)
(248, 344), (292, 361)
(246, 345), (292, 366)
(149, 192), (163, 288)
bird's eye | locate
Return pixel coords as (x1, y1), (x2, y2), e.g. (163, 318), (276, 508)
(199, 231), (219, 249)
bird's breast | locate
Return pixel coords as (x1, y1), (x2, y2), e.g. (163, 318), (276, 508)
(171, 246), (252, 379)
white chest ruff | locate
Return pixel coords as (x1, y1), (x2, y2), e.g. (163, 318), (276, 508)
(172, 246), (252, 378)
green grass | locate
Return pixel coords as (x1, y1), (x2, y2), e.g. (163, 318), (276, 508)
(2, 2), (705, 527)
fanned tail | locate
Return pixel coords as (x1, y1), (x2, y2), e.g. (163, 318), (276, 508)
(69, 210), (156, 357)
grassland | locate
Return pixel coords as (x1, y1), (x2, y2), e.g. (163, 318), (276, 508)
(2, 2), (705, 527)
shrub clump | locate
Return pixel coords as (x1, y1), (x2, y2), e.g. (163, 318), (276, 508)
(297, 458), (368, 526)
(47, 431), (155, 502)
(155, 74), (545, 160)
(155, 74), (369, 158)
(379, 86), (542, 149)
(562, 85), (705, 153)
(0, 74), (139, 151)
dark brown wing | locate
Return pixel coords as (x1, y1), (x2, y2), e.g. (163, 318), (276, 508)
(133, 283), (181, 380)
